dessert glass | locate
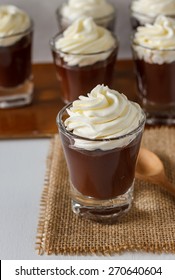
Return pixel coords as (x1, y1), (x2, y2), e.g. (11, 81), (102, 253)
(57, 103), (146, 223)
(130, 0), (175, 30)
(56, 3), (116, 32)
(50, 33), (118, 103)
(132, 43), (175, 124)
(0, 20), (34, 109)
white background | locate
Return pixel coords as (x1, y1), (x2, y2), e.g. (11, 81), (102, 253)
(0, 0), (175, 260)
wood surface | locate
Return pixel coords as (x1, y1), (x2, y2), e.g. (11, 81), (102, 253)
(0, 60), (137, 139)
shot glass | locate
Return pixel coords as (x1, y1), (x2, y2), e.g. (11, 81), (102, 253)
(50, 33), (118, 103)
(0, 20), (34, 109)
(132, 42), (175, 124)
(57, 103), (146, 223)
(56, 3), (116, 32)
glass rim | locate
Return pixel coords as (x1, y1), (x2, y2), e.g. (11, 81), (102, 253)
(0, 19), (34, 39)
(55, 3), (116, 21)
(57, 102), (146, 142)
(50, 32), (118, 55)
(131, 40), (175, 52)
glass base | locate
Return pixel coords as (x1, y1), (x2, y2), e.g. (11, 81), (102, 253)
(140, 98), (175, 125)
(146, 113), (175, 125)
(71, 183), (134, 223)
(0, 78), (34, 109)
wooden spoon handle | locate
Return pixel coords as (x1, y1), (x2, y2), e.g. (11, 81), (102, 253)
(160, 178), (175, 197)
(136, 173), (175, 197)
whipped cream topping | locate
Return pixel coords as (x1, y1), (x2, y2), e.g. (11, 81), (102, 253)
(61, 0), (114, 22)
(54, 17), (116, 67)
(64, 85), (144, 151)
(131, 0), (175, 24)
(0, 5), (31, 47)
(133, 16), (175, 64)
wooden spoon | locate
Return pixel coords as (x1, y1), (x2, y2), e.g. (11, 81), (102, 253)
(136, 148), (175, 197)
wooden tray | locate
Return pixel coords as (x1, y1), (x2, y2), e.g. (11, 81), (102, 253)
(0, 60), (136, 139)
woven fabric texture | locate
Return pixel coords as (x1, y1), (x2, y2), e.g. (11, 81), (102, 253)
(36, 127), (175, 255)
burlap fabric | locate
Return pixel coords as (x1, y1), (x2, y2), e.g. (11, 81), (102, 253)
(36, 127), (175, 255)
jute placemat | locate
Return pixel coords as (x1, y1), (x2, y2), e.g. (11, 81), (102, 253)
(36, 127), (175, 255)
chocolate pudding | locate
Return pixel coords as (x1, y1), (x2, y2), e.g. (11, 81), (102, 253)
(57, 85), (145, 221)
(56, 0), (116, 32)
(52, 48), (117, 102)
(132, 15), (175, 123)
(130, 0), (175, 30)
(60, 131), (142, 200)
(0, 5), (34, 108)
(50, 17), (117, 103)
(0, 32), (32, 88)
(134, 59), (175, 105)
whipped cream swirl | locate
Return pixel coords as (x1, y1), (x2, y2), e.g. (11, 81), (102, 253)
(61, 0), (114, 22)
(54, 17), (116, 67)
(133, 16), (175, 64)
(0, 5), (31, 47)
(64, 85), (144, 151)
(131, 0), (175, 24)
